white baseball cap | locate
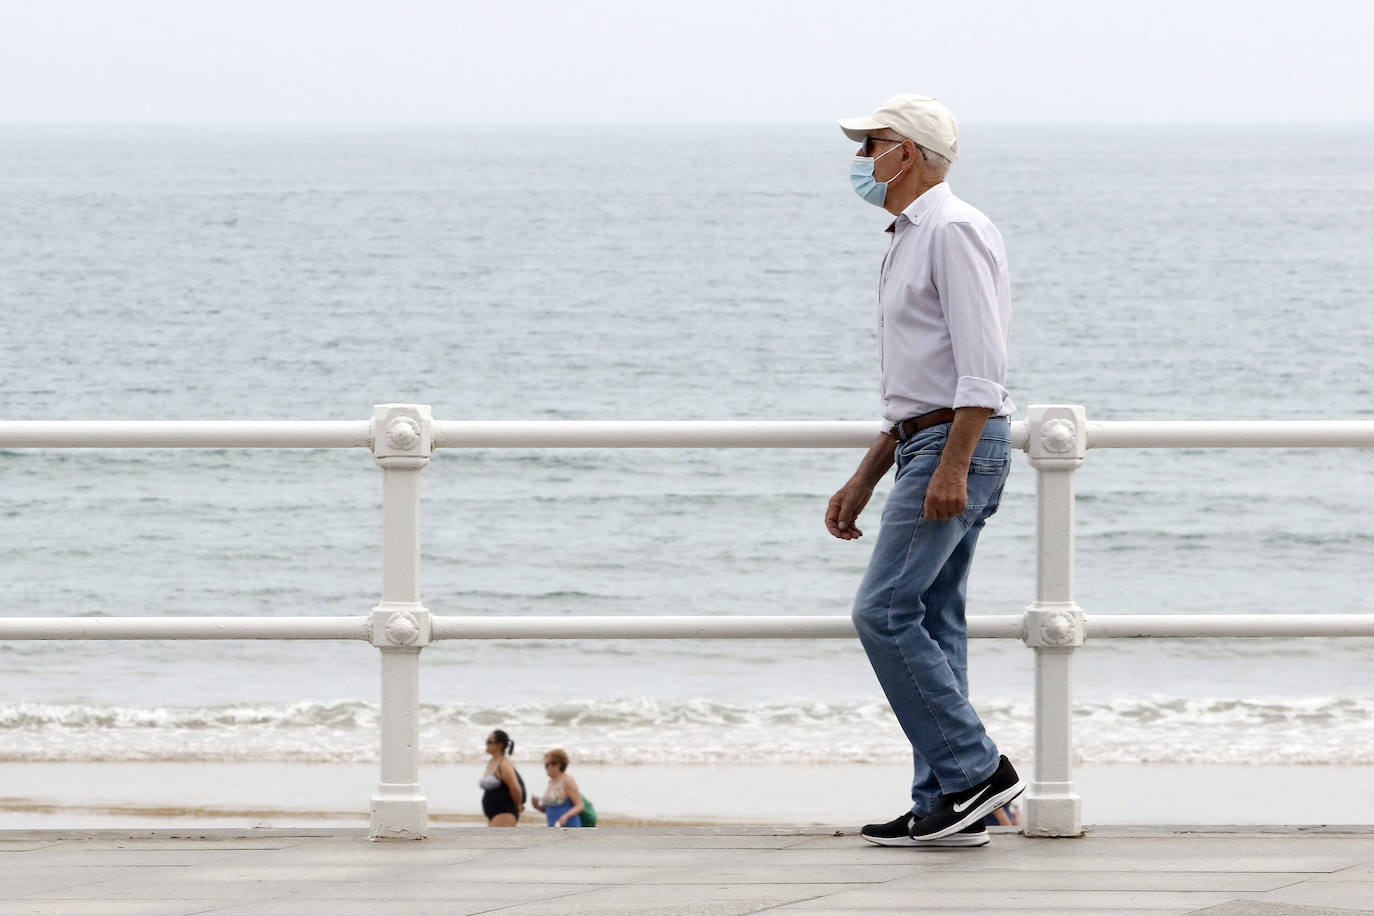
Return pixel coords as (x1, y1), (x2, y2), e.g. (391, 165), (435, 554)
(838, 93), (959, 162)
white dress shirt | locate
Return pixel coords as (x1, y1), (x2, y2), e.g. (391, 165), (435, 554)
(877, 182), (1013, 430)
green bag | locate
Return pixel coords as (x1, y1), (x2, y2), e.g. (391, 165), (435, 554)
(580, 796), (597, 827)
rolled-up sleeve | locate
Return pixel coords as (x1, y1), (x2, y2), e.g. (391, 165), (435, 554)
(933, 219), (1011, 412)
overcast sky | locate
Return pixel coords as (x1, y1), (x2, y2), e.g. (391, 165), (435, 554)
(3, 0), (1372, 123)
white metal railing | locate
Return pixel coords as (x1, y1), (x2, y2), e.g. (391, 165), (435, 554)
(1, 403), (1372, 839)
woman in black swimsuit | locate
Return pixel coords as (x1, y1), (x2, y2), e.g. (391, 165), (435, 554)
(479, 729), (525, 827)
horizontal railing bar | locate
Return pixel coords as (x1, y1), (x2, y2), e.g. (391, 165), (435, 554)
(432, 420), (958, 449)
(434, 613), (1374, 640)
(431, 615), (1026, 639)
(1087, 420), (1374, 449)
(0, 617), (371, 640)
(4, 418), (1373, 452)
(1087, 614), (1374, 638)
(1, 613), (1370, 642)
(0, 421), (372, 449)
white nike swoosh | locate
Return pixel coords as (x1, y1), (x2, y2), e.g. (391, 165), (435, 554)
(952, 787), (989, 813)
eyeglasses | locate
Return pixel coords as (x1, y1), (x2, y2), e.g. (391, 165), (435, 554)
(860, 136), (904, 156)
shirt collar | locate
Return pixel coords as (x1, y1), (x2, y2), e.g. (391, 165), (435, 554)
(885, 181), (952, 233)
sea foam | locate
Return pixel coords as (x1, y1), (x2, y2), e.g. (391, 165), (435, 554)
(1, 695), (1368, 766)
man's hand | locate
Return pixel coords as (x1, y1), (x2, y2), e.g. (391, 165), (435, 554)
(825, 432), (897, 541)
(826, 480), (874, 540)
(923, 463), (968, 521)
(921, 407), (992, 520)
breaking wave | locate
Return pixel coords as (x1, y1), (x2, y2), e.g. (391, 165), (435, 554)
(1, 695), (1371, 766)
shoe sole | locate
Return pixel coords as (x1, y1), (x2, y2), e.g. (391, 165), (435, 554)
(916, 831), (991, 848)
(861, 833), (923, 847)
(861, 831), (990, 848)
(910, 778), (1026, 841)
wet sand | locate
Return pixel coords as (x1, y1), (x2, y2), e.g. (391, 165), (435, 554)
(2, 761), (1373, 829)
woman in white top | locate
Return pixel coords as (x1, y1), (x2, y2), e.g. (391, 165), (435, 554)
(531, 748), (584, 827)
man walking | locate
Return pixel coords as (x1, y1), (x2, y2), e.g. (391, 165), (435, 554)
(827, 93), (1024, 847)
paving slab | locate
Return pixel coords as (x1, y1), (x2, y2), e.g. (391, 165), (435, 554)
(1310, 864), (1374, 883)
(778, 887), (1243, 910)
(1238, 881), (1374, 911)
(209, 902), (562, 916)
(412, 863), (660, 884)
(0, 875), (118, 899)
(549, 882), (869, 903)
(3, 902), (236, 916)
(0, 841), (59, 853)
(464, 845), (758, 867)
(1188, 902), (1374, 915)
(223, 846), (491, 867)
(21, 878), (595, 902)
(1, 824), (1373, 915)
(483, 883), (860, 915)
(487, 901), (786, 916)
(8, 847), (246, 867)
(644, 862), (917, 884)
(549, 831), (812, 849)
(776, 911), (1192, 916)
(872, 870), (1308, 893)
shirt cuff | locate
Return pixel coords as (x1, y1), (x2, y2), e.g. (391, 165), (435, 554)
(953, 375), (1009, 411)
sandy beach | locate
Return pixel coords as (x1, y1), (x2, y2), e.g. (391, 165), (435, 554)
(2, 761), (1372, 829)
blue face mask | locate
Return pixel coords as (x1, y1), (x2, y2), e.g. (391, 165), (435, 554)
(850, 143), (905, 207)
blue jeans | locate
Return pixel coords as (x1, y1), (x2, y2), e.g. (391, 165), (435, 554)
(851, 417), (1011, 816)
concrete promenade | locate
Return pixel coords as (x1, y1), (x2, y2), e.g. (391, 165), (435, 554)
(2, 825), (1373, 915)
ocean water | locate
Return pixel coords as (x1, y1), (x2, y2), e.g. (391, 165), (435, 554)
(2, 123), (1373, 773)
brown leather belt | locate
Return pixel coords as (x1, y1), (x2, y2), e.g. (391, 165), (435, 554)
(894, 408), (956, 441)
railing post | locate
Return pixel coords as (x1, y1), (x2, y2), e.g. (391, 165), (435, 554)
(367, 404), (433, 840)
(1021, 405), (1087, 837)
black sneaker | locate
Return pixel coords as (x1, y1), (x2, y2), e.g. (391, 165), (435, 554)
(861, 811), (989, 848)
(909, 755), (1024, 841)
